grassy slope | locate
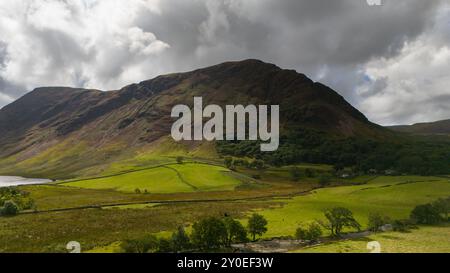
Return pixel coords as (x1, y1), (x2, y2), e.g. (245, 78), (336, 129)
(253, 176), (450, 238)
(1, 172), (449, 252)
(170, 164), (242, 191)
(63, 167), (194, 193)
(293, 224), (450, 253)
(61, 163), (243, 193)
(0, 201), (277, 252)
(0, 135), (219, 180)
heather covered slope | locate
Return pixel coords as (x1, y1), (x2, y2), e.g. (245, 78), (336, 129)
(0, 60), (392, 179)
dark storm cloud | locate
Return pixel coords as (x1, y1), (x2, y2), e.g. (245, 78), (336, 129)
(133, 0), (442, 100)
(0, 0), (448, 124)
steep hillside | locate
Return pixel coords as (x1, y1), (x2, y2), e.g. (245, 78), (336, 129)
(0, 59), (391, 179)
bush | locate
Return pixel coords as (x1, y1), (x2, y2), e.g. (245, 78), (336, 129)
(392, 219), (416, 232)
(252, 174), (261, 180)
(224, 157), (233, 169)
(367, 212), (390, 232)
(247, 213), (268, 241)
(121, 235), (159, 253)
(295, 222), (322, 243)
(1, 200), (19, 216)
(176, 156), (184, 164)
(156, 238), (173, 253)
(250, 160), (265, 170)
(318, 175), (331, 187)
(0, 187), (35, 213)
(304, 168), (315, 178)
(289, 167), (302, 182)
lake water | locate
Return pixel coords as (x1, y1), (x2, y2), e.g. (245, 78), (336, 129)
(0, 176), (52, 187)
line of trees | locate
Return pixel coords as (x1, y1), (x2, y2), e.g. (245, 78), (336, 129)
(217, 129), (450, 175)
(224, 157), (266, 171)
(121, 213), (268, 253)
(121, 197), (449, 252)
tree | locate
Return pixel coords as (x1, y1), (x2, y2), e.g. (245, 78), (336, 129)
(333, 163), (345, 173)
(121, 235), (159, 253)
(224, 157), (233, 169)
(253, 160), (265, 170)
(367, 212), (390, 232)
(392, 219), (414, 232)
(318, 175), (331, 187)
(157, 238), (173, 253)
(304, 168), (314, 178)
(176, 156), (184, 164)
(410, 204), (443, 225)
(247, 213), (268, 241)
(319, 207), (361, 237)
(191, 217), (228, 250)
(171, 226), (191, 252)
(295, 222), (322, 243)
(223, 217), (248, 246)
(289, 167), (302, 182)
(1, 200), (19, 216)
(432, 198), (450, 220)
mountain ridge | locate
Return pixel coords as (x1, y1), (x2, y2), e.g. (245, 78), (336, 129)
(388, 119), (450, 135)
(0, 59), (391, 178)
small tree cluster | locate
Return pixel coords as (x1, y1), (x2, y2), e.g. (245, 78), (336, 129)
(122, 226), (193, 253)
(223, 157), (266, 170)
(295, 222), (322, 243)
(0, 200), (19, 216)
(410, 197), (450, 225)
(0, 187), (35, 217)
(122, 214), (269, 253)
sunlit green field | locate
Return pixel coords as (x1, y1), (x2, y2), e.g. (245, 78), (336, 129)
(292, 224), (450, 253)
(170, 164), (243, 191)
(61, 163), (243, 193)
(1, 170), (449, 252)
(254, 176), (450, 238)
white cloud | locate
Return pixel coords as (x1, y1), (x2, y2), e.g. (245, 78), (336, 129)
(0, 0), (169, 94)
(128, 27), (170, 55)
(0, 0), (448, 125)
(358, 4), (450, 125)
(0, 92), (13, 105)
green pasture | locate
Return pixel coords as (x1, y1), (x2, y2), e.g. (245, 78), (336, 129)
(252, 176), (450, 238)
(292, 224), (450, 253)
(61, 163), (243, 193)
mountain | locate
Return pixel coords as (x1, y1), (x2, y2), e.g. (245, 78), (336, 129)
(0, 59), (391, 179)
(388, 119), (450, 135)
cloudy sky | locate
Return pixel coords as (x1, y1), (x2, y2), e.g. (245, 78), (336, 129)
(0, 0), (449, 125)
